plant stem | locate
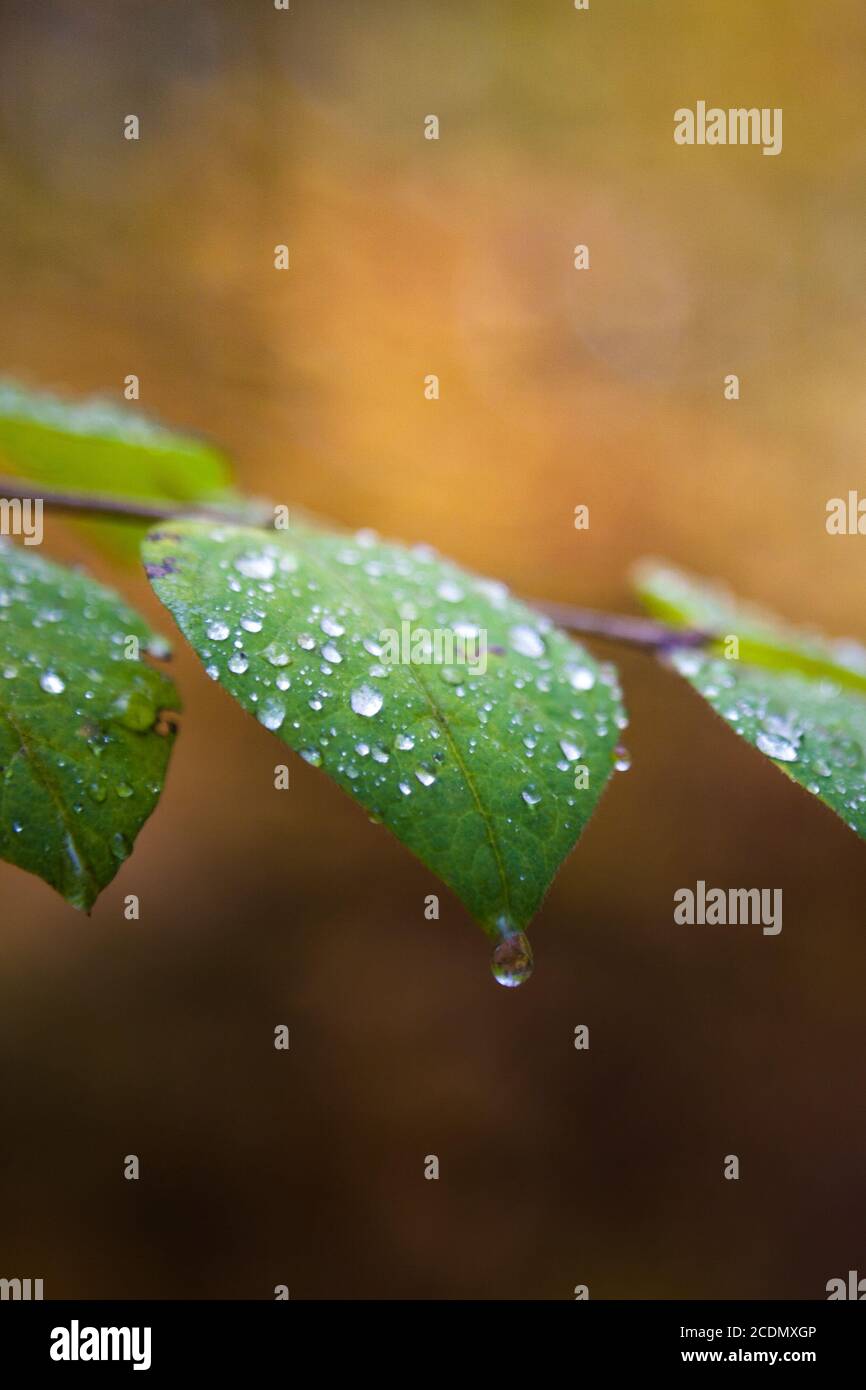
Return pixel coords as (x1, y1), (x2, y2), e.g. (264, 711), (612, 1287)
(529, 599), (710, 652)
(0, 476), (711, 652)
(0, 476), (256, 525)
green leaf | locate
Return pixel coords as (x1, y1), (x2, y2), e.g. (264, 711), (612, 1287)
(634, 558), (866, 694)
(635, 561), (866, 840)
(0, 378), (234, 557)
(143, 519), (626, 943)
(0, 541), (179, 909)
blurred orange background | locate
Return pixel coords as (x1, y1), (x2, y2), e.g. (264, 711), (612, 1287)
(0, 0), (864, 1298)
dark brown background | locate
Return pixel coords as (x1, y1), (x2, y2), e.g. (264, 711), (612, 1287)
(0, 0), (864, 1299)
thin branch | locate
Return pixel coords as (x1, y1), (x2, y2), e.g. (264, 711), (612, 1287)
(0, 476), (259, 525)
(529, 599), (711, 652)
(0, 477), (712, 652)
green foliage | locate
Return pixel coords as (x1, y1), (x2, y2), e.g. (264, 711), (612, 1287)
(0, 542), (179, 909)
(636, 562), (866, 840)
(0, 379), (234, 556)
(142, 518), (626, 935)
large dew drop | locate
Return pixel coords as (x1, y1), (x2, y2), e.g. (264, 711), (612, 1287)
(491, 929), (534, 988)
(350, 683), (383, 717)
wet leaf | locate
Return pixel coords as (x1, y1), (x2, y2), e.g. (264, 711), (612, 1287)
(0, 541), (179, 909)
(636, 561), (866, 840)
(143, 519), (627, 939)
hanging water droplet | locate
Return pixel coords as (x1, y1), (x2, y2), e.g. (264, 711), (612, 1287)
(228, 652), (249, 674)
(509, 624), (545, 658)
(614, 745), (632, 772)
(490, 929), (534, 988)
(350, 684), (383, 717)
(110, 832), (130, 860)
(40, 671), (65, 694)
(206, 620), (230, 641)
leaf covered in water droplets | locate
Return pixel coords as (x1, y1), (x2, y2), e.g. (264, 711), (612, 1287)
(635, 561), (866, 840)
(143, 520), (628, 937)
(0, 541), (179, 909)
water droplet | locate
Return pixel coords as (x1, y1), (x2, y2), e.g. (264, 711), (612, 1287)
(234, 553), (275, 580)
(521, 788), (542, 806)
(350, 684), (383, 717)
(241, 616), (263, 633)
(614, 745), (632, 772)
(297, 633), (316, 651)
(755, 731), (799, 762)
(115, 782), (134, 799)
(264, 642), (291, 667)
(509, 625), (545, 659)
(398, 779), (412, 795)
(258, 698), (285, 731)
(559, 738), (582, 762)
(355, 741), (370, 756)
(40, 671), (65, 694)
(321, 642), (342, 664)
(299, 747), (322, 766)
(110, 832), (130, 860)
(491, 930), (534, 988)
(437, 579), (463, 603)
(395, 733), (415, 750)
(321, 616), (345, 637)
(147, 635), (172, 660)
(415, 766), (436, 787)
(568, 665), (596, 692)
(228, 652), (249, 674)
(110, 689), (157, 731)
(206, 620), (230, 641)
(88, 780), (107, 803)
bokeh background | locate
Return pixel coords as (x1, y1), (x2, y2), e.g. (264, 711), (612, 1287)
(0, 0), (864, 1299)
